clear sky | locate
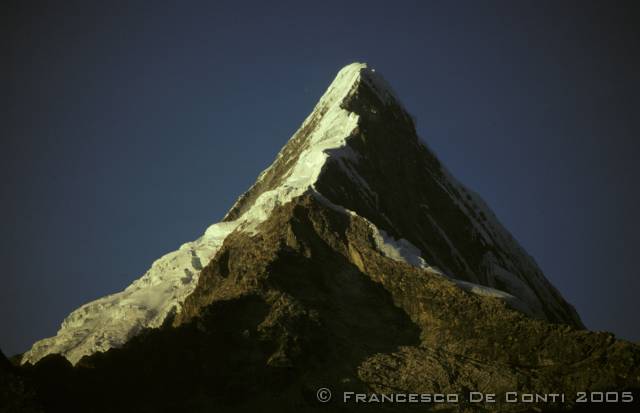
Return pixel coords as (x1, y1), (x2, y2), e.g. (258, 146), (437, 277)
(3, 1), (639, 356)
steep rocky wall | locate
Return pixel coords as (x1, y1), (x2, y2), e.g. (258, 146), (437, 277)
(172, 194), (639, 412)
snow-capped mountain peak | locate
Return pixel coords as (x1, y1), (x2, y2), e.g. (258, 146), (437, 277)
(22, 62), (581, 365)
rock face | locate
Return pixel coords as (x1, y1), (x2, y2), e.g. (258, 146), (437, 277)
(12, 63), (640, 412)
(214, 62), (582, 327)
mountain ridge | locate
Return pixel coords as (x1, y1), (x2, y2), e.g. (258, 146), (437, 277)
(7, 62), (640, 413)
(14, 189), (637, 412)
(24, 62), (579, 366)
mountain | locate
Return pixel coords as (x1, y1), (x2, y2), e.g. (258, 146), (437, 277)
(8, 63), (640, 412)
(21, 63), (580, 366)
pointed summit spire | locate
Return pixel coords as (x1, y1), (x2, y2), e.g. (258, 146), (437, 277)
(22, 63), (582, 366)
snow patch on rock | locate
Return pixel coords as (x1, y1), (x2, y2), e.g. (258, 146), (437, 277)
(371, 228), (429, 269)
(312, 188), (534, 316)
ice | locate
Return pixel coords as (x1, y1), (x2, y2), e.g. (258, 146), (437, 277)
(450, 279), (537, 317)
(371, 227), (429, 269)
(312, 184), (538, 319)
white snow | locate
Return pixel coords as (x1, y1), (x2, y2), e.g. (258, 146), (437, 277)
(226, 63), (366, 232)
(366, 217), (537, 317)
(22, 221), (240, 365)
(371, 228), (429, 269)
(449, 279), (537, 317)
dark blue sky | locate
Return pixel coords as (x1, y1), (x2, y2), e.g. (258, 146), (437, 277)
(3, 1), (639, 355)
